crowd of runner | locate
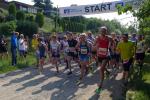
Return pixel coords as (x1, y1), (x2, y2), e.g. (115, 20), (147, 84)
(0, 26), (147, 94)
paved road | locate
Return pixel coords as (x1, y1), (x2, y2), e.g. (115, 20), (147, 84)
(0, 63), (125, 100)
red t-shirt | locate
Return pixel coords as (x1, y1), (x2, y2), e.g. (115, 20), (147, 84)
(96, 36), (109, 58)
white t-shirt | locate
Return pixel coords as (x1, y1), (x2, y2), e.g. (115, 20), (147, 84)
(136, 41), (145, 53)
(50, 40), (60, 52)
(18, 39), (26, 51)
(62, 40), (69, 52)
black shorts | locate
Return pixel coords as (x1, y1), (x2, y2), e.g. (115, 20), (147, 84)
(68, 52), (78, 59)
(135, 53), (145, 61)
(91, 51), (97, 55)
(52, 53), (60, 58)
(115, 54), (120, 62)
(123, 58), (133, 71)
(98, 57), (109, 63)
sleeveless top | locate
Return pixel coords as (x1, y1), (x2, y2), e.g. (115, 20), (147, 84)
(79, 42), (90, 56)
(97, 36), (109, 58)
(50, 41), (60, 55)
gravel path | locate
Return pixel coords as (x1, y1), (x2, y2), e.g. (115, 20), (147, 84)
(0, 63), (125, 100)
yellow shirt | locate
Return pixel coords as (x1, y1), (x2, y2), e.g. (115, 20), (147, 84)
(31, 39), (38, 50)
(117, 41), (135, 61)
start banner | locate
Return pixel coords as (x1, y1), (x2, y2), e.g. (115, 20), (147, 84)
(59, 1), (125, 17)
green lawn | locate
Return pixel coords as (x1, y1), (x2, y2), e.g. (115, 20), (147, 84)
(127, 54), (150, 100)
(0, 52), (36, 74)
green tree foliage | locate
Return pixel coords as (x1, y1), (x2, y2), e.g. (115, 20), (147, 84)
(16, 21), (38, 38)
(33, 0), (44, 12)
(6, 3), (16, 21)
(26, 14), (34, 22)
(59, 16), (127, 34)
(16, 11), (25, 21)
(35, 12), (44, 28)
(118, 0), (150, 47)
(43, 0), (53, 16)
(0, 8), (8, 22)
(8, 3), (16, 17)
(0, 21), (16, 36)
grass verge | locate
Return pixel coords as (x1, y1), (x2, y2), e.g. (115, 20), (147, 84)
(0, 53), (36, 74)
(127, 54), (150, 100)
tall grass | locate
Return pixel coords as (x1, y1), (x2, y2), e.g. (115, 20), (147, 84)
(0, 52), (36, 74)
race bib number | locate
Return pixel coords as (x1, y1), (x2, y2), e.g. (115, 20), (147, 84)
(98, 48), (107, 56)
(81, 48), (88, 54)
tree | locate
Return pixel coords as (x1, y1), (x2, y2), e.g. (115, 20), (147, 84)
(43, 0), (53, 16)
(16, 21), (38, 38)
(8, 3), (16, 17)
(16, 11), (25, 21)
(26, 14), (34, 22)
(33, 0), (44, 12)
(0, 21), (16, 36)
(35, 12), (44, 28)
(118, 0), (150, 47)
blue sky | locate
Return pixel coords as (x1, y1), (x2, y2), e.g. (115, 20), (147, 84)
(8, 0), (136, 26)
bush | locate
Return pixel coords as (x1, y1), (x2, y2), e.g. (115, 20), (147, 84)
(16, 21), (38, 38)
(5, 15), (16, 21)
(0, 21), (16, 36)
(16, 11), (25, 21)
(26, 14), (34, 22)
(8, 3), (16, 18)
(35, 12), (44, 28)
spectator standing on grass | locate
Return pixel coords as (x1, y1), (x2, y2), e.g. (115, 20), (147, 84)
(18, 34), (27, 63)
(11, 32), (19, 66)
(0, 35), (8, 60)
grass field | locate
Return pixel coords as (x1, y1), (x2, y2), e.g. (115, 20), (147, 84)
(0, 52), (36, 74)
(127, 54), (150, 100)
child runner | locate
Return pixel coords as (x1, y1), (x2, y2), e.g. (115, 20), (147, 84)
(50, 35), (61, 73)
(62, 35), (69, 69)
(76, 33), (91, 85)
(66, 32), (78, 75)
(37, 37), (47, 74)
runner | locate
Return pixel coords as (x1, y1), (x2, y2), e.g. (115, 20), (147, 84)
(109, 32), (119, 70)
(130, 33), (137, 43)
(61, 35), (69, 69)
(94, 26), (110, 94)
(86, 31), (96, 73)
(50, 35), (61, 73)
(32, 34), (39, 68)
(76, 33), (91, 84)
(135, 34), (146, 70)
(37, 37), (47, 74)
(66, 32), (78, 75)
(116, 33), (135, 85)
(0, 35), (8, 59)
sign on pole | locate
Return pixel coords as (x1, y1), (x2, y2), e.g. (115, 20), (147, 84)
(59, 1), (125, 17)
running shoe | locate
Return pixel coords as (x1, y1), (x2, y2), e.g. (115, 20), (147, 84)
(95, 87), (102, 94)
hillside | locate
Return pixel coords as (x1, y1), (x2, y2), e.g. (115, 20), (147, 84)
(40, 17), (55, 33)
